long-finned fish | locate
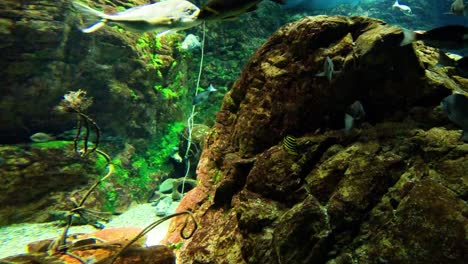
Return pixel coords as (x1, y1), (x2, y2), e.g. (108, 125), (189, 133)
(72, 0), (201, 35)
(344, 100), (365, 134)
(441, 93), (468, 142)
(198, 0), (285, 21)
(30, 132), (56, 142)
(400, 25), (468, 50)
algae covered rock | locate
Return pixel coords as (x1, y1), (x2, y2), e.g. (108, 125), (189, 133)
(0, 143), (104, 225)
(164, 16), (467, 264)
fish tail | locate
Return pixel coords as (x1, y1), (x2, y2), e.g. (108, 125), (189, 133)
(315, 71), (325, 77)
(462, 131), (468, 142)
(400, 28), (416, 46)
(81, 20), (107, 33)
(344, 113), (355, 134)
(73, 1), (107, 18)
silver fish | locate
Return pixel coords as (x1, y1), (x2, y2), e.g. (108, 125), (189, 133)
(73, 0), (201, 35)
(344, 100), (365, 133)
(30, 132), (55, 142)
(451, 0), (467, 16)
(441, 93), (468, 141)
(400, 25), (468, 50)
(392, 0), (412, 15)
(316, 56), (340, 82)
(193, 84), (218, 105)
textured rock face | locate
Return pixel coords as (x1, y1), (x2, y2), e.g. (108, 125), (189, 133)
(0, 0), (180, 144)
(0, 144), (102, 225)
(165, 16), (467, 263)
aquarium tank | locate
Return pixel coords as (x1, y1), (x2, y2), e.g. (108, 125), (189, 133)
(0, 0), (466, 263)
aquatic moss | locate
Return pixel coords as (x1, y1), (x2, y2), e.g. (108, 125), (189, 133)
(213, 170), (222, 183)
(104, 188), (119, 212)
(31, 140), (73, 149)
(147, 121), (185, 173)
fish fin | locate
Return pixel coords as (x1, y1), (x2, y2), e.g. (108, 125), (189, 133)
(73, 1), (107, 18)
(462, 130), (468, 142)
(400, 28), (416, 46)
(246, 4), (259, 13)
(271, 0), (286, 4)
(344, 113), (354, 134)
(315, 71), (325, 77)
(157, 29), (176, 37)
(81, 20), (106, 33)
(148, 17), (174, 25)
(436, 50), (456, 67)
(204, 6), (221, 15)
(222, 16), (240, 21)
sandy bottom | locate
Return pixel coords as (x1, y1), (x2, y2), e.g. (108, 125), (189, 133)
(0, 202), (179, 259)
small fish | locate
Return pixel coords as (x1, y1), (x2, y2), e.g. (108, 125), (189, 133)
(72, 0), (201, 35)
(451, 0), (467, 16)
(30, 132), (56, 142)
(441, 93), (468, 141)
(436, 50), (468, 76)
(315, 56), (340, 82)
(155, 196), (173, 217)
(171, 152), (183, 163)
(344, 100), (365, 133)
(392, 0), (412, 15)
(198, 0), (285, 21)
(282, 135), (298, 155)
(400, 25), (468, 50)
(283, 0), (360, 10)
(193, 84), (217, 105)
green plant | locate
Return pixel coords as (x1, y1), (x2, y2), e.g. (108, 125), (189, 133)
(147, 122), (185, 173)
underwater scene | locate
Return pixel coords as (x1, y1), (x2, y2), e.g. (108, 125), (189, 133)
(0, 0), (467, 263)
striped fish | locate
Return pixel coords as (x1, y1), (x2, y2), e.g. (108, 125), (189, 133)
(282, 135), (298, 155)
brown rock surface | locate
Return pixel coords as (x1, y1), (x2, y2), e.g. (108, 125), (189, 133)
(164, 16), (467, 264)
(0, 0), (184, 144)
(0, 143), (102, 225)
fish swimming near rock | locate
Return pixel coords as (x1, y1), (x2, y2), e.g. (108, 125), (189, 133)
(316, 56), (340, 82)
(30, 132), (56, 142)
(283, 0), (360, 10)
(392, 0), (412, 15)
(441, 93), (468, 141)
(436, 50), (468, 76)
(72, 0), (201, 35)
(282, 135), (298, 155)
(400, 25), (468, 50)
(193, 84), (217, 105)
(344, 100), (365, 133)
(451, 0), (467, 16)
(197, 0), (285, 21)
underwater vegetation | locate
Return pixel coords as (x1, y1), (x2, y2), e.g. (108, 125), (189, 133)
(0, 0), (467, 262)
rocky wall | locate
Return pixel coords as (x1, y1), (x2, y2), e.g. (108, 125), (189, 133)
(165, 15), (467, 264)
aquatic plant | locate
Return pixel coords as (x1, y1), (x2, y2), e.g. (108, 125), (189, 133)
(51, 90), (116, 254)
(44, 90), (198, 263)
(147, 121), (185, 172)
(55, 89), (100, 156)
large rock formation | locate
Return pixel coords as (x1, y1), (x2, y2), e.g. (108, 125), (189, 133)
(0, 0), (185, 144)
(165, 16), (467, 263)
